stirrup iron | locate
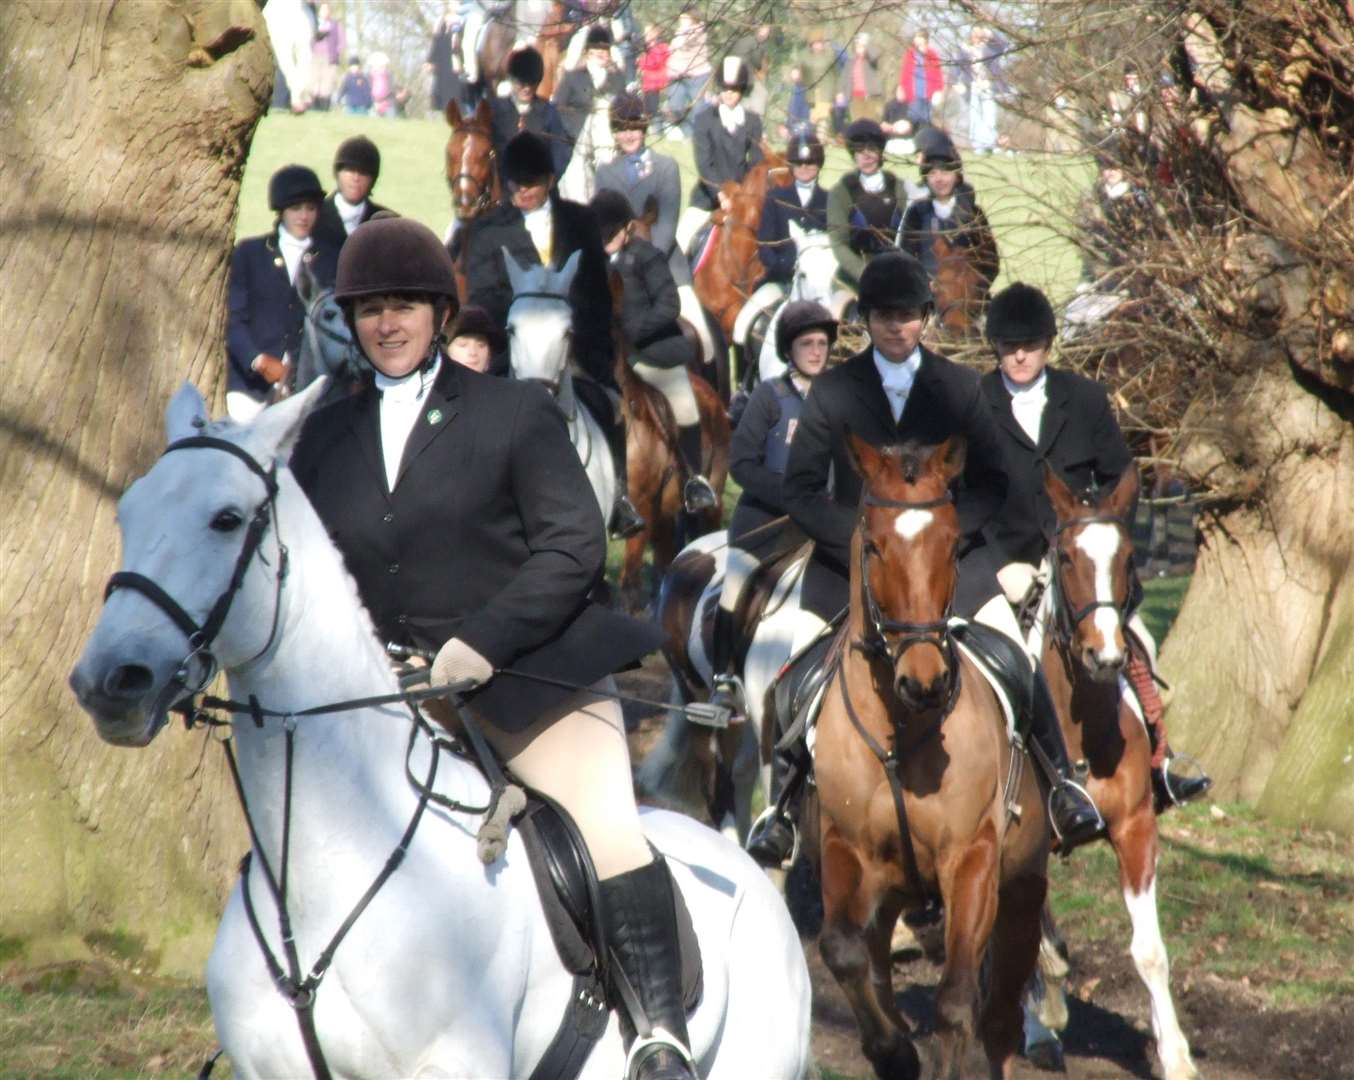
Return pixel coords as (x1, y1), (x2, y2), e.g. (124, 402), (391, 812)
(746, 805), (800, 871)
(1047, 776), (1104, 844)
(625, 1028), (698, 1080)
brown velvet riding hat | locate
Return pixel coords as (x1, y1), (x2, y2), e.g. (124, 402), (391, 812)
(448, 305), (507, 354)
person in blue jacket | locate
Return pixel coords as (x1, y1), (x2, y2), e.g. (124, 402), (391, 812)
(225, 165), (341, 421)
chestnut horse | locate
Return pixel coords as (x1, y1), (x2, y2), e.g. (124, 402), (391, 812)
(443, 98), (500, 300)
(1023, 466), (1199, 1080)
(693, 151), (789, 362)
(606, 271), (730, 612)
(928, 233), (994, 341)
(816, 435), (1049, 1080)
(464, 1), (569, 101)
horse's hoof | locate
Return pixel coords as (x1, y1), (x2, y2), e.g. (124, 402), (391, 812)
(867, 1036), (921, 1080)
(1025, 1035), (1066, 1072)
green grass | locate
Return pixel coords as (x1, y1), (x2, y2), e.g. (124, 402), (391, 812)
(238, 110), (1093, 302)
(1047, 800), (1354, 1010)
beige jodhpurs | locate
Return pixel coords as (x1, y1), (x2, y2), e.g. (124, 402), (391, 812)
(479, 677), (653, 880)
(632, 361), (700, 427)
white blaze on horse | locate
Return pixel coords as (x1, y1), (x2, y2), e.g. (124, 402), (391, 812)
(69, 379), (812, 1080)
(504, 249), (617, 526)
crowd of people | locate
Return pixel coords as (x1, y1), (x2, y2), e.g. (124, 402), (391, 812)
(225, 14), (1213, 1076)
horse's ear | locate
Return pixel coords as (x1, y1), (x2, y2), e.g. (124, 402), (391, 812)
(295, 260), (316, 305)
(641, 194), (659, 228)
(1044, 463), (1079, 521)
(249, 377), (330, 465)
(501, 245), (528, 294)
(556, 248), (582, 292)
(928, 436), (966, 483)
(445, 98), (463, 129)
(845, 431), (887, 485)
(1104, 463), (1139, 519)
(166, 382), (209, 443)
(473, 96), (493, 127)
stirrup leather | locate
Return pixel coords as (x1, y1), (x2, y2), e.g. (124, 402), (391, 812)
(746, 805), (800, 871)
(625, 1028), (698, 1080)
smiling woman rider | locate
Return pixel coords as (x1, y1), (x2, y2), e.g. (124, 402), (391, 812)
(288, 215), (696, 1080)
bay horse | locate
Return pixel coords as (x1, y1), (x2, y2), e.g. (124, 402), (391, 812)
(928, 233), (993, 342)
(70, 379), (813, 1080)
(816, 435), (1049, 1080)
(607, 272), (731, 614)
(444, 98), (501, 300)
(462, 0), (566, 101)
(1022, 465), (1199, 1080)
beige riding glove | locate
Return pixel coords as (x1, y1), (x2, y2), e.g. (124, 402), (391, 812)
(997, 562), (1040, 606)
(432, 637), (494, 690)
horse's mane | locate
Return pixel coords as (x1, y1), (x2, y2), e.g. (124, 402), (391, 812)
(878, 440), (941, 485)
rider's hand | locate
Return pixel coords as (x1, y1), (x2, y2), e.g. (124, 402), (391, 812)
(997, 562), (1040, 605)
(432, 638), (494, 691)
(252, 353), (290, 384)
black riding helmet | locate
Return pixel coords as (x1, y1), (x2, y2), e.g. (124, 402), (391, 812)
(920, 147), (964, 176)
(844, 118), (887, 152)
(507, 46), (545, 87)
(333, 135), (380, 181)
(857, 251), (932, 320)
(590, 189), (634, 245)
(268, 164), (325, 212)
(610, 91), (650, 132)
(502, 130), (556, 186)
(334, 216), (461, 363)
(986, 282), (1057, 343)
(448, 304), (508, 355)
(584, 25), (613, 50)
(776, 300), (837, 365)
(786, 131), (826, 168)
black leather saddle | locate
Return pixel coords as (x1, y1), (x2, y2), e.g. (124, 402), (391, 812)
(951, 621), (1034, 725)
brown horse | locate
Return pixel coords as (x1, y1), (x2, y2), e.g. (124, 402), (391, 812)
(929, 233), (994, 341)
(460, 2), (571, 101)
(606, 271), (730, 613)
(816, 435), (1049, 1080)
(693, 150), (789, 348)
(1026, 465), (1199, 1080)
(443, 98), (500, 300)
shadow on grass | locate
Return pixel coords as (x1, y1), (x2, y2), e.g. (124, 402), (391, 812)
(1166, 840), (1354, 896)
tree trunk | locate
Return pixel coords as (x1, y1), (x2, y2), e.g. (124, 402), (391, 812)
(0, 0), (272, 974)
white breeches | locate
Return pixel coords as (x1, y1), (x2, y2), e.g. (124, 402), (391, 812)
(632, 361), (699, 426)
(675, 206), (712, 255)
(732, 279), (786, 347)
(974, 592), (1033, 668)
(226, 391), (267, 423)
(719, 544), (761, 614)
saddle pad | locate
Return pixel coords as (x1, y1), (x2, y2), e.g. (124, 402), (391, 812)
(690, 222), (720, 277)
(516, 795), (703, 1012)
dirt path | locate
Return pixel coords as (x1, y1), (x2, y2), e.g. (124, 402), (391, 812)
(618, 658), (1353, 1080)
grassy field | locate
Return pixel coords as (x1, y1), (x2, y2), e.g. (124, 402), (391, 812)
(238, 110), (1095, 302)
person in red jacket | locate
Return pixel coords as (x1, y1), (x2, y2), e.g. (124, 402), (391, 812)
(636, 23), (671, 122)
(898, 28), (944, 128)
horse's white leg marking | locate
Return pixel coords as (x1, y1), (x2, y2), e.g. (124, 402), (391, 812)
(1075, 522), (1125, 666)
(893, 508), (933, 541)
(1124, 878), (1199, 1080)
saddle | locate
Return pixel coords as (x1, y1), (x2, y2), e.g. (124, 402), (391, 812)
(951, 620), (1034, 737)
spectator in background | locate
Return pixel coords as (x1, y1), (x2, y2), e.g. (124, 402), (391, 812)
(783, 64), (812, 138)
(958, 25), (1006, 155)
(337, 56), (373, 115)
(728, 23), (772, 116)
(636, 24), (670, 122)
(369, 52), (395, 117)
(836, 32), (883, 122)
(425, 5), (460, 113)
(491, 47), (572, 180)
(665, 12), (712, 139)
(881, 86), (916, 155)
(309, 3), (344, 110)
(797, 31), (839, 140)
(898, 28), (944, 128)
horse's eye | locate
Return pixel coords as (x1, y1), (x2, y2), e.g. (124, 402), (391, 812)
(211, 509), (244, 533)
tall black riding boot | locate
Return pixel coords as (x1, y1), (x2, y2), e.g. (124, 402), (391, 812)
(1027, 667), (1104, 854)
(677, 423), (718, 513)
(746, 741), (808, 869)
(605, 401), (645, 539)
(600, 859), (697, 1080)
(707, 607), (745, 716)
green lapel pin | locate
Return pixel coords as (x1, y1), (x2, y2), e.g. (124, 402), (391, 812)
(426, 408), (444, 425)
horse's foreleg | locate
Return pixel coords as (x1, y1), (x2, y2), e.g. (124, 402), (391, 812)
(620, 530), (648, 614)
(1020, 901), (1071, 1071)
(934, 827), (1000, 1080)
(819, 827), (920, 1080)
(980, 872), (1047, 1080)
(1113, 810), (1199, 1080)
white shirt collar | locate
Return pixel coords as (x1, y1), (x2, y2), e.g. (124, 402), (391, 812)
(872, 346), (922, 421)
(1001, 369), (1048, 442)
(795, 181), (816, 205)
(859, 170), (885, 194)
(276, 226), (312, 284)
(376, 357), (441, 489)
(718, 103), (745, 131)
(933, 195), (956, 220)
(333, 191), (367, 234)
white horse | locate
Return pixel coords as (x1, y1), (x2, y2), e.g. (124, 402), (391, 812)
(756, 221), (841, 383)
(638, 531), (826, 843)
(505, 248), (616, 526)
(70, 379), (812, 1080)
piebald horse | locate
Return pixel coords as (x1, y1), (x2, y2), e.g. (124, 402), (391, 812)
(1023, 465), (1199, 1080)
(69, 379), (813, 1080)
(816, 435), (1048, 1080)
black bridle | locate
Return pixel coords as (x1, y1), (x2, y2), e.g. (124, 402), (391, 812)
(1047, 512), (1132, 646)
(104, 435), (287, 700)
(855, 491), (961, 711)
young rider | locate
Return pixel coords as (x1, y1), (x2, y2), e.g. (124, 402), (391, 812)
(825, 119), (909, 293)
(980, 282), (1212, 811)
(313, 135), (390, 250)
(290, 215), (695, 1080)
(752, 252), (1104, 867)
(899, 144), (1000, 288)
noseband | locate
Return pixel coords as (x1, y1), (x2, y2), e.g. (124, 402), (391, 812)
(855, 490), (960, 709)
(1049, 512), (1130, 644)
(104, 436), (287, 696)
